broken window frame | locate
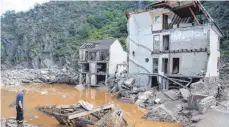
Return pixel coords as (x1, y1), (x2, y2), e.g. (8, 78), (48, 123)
(152, 58), (159, 73)
(153, 35), (160, 51)
(154, 16), (161, 23)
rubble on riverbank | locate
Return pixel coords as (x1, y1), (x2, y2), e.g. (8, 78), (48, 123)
(91, 67), (229, 127)
(0, 117), (39, 127)
(1, 67), (78, 86)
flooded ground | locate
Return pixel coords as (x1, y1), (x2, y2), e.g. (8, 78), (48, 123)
(1, 84), (180, 127)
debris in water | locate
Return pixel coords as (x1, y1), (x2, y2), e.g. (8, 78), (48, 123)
(75, 84), (85, 91)
(37, 101), (127, 127)
(41, 91), (48, 95)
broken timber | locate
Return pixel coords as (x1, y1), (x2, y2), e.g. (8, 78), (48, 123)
(37, 103), (120, 126)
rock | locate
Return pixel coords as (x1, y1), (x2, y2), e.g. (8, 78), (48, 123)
(1, 118), (6, 127)
(21, 79), (31, 83)
(75, 84), (85, 91)
(197, 96), (216, 114)
(41, 91), (48, 95)
(180, 88), (190, 101)
(120, 96), (136, 104)
(143, 104), (177, 122)
(164, 90), (178, 100)
(124, 78), (135, 87)
(135, 91), (152, 106)
(191, 114), (206, 122)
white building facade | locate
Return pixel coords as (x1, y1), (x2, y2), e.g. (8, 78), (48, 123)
(127, 1), (223, 89)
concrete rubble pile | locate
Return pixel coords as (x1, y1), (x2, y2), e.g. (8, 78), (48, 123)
(0, 117), (39, 127)
(1, 66), (78, 86)
(105, 71), (229, 127)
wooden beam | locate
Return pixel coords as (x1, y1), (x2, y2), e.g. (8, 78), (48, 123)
(68, 104), (114, 120)
(158, 74), (186, 88)
(189, 7), (200, 24)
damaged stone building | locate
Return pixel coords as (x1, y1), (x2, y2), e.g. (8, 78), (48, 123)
(126, 1), (223, 89)
(79, 39), (127, 86)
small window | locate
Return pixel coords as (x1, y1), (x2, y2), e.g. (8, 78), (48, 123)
(132, 51), (135, 56)
(155, 16), (161, 23)
(145, 58), (149, 63)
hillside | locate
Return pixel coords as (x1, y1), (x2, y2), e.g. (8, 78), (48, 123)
(1, 1), (146, 69)
(1, 1), (229, 69)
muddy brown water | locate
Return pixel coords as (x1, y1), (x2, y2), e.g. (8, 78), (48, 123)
(1, 84), (180, 127)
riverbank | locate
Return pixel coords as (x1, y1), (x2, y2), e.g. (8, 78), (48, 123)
(1, 67), (78, 86)
(1, 84), (180, 127)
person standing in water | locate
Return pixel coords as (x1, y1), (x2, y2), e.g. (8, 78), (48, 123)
(16, 89), (26, 126)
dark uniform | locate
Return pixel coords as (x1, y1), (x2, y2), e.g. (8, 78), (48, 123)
(16, 93), (24, 124)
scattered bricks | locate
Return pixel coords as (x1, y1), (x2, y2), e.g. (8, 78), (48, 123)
(197, 96), (216, 114)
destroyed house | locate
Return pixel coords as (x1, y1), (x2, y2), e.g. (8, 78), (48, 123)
(79, 38), (127, 86)
(127, 1), (223, 89)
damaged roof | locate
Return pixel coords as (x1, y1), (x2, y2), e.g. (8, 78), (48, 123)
(80, 38), (117, 50)
(145, 0), (224, 36)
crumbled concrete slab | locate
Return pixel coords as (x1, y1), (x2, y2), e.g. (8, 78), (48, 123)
(163, 100), (183, 118)
(164, 90), (178, 101)
(197, 96), (216, 114)
(196, 108), (229, 127)
(190, 78), (218, 97)
(180, 88), (190, 101)
(191, 114), (206, 122)
(187, 94), (208, 109)
(155, 92), (171, 104)
(143, 104), (177, 122)
(124, 78), (134, 87)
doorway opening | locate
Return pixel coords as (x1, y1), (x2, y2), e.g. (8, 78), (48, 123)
(162, 58), (168, 74)
(172, 58), (180, 74)
(151, 76), (159, 88)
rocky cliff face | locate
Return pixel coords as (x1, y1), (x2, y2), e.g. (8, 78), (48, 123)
(1, 1), (141, 69)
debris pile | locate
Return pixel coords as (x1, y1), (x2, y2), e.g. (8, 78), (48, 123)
(37, 101), (127, 127)
(103, 71), (228, 127)
(0, 117), (38, 127)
